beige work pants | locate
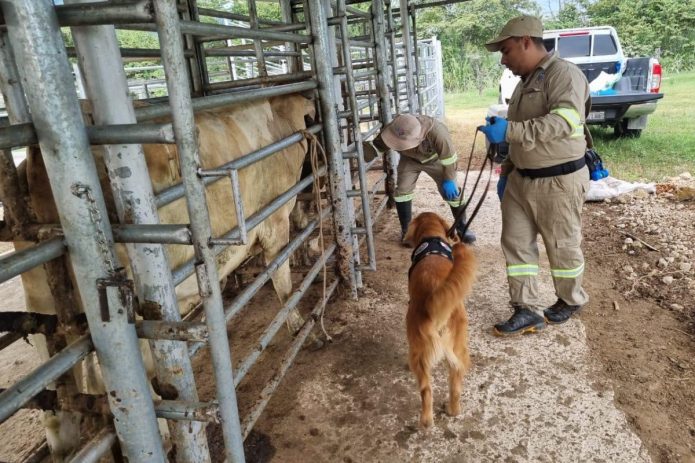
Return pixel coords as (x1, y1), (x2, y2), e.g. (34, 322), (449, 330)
(500, 166), (590, 315)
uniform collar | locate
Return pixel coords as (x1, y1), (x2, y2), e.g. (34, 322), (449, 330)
(522, 51), (556, 83)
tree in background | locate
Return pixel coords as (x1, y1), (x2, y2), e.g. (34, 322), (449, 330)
(584, 0), (695, 72)
(416, 0), (539, 91)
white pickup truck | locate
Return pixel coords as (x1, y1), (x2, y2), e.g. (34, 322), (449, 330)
(488, 26), (664, 139)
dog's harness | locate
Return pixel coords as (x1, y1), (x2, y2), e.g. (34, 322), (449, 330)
(409, 237), (453, 278)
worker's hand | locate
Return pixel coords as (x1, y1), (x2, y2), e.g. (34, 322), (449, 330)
(479, 117), (508, 144)
(361, 141), (381, 162)
(497, 175), (507, 201)
(441, 179), (460, 201)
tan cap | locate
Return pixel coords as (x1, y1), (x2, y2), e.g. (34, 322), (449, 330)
(485, 15), (543, 52)
(380, 114), (427, 151)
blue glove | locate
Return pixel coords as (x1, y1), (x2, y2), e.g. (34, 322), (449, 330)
(497, 176), (507, 200)
(479, 117), (508, 144)
(441, 179), (460, 201)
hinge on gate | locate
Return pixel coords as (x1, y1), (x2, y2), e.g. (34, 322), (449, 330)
(96, 268), (135, 323)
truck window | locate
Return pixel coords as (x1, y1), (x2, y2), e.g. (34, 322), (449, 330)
(593, 35), (618, 56)
(543, 38), (555, 52)
(558, 35), (591, 57)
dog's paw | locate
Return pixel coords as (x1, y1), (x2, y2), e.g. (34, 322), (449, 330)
(446, 402), (461, 417)
(419, 414), (434, 428)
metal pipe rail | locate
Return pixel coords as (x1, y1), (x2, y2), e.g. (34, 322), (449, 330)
(0, 335), (93, 423)
(54, 0), (154, 27)
(241, 277), (340, 439)
(206, 70), (314, 92)
(134, 80), (317, 121)
(187, 206), (332, 358)
(234, 242), (337, 386)
(66, 427), (117, 463)
(156, 123), (321, 209)
(0, 122), (176, 151)
(0, 238), (65, 284)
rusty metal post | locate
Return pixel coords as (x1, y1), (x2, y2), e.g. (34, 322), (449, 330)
(2, 1), (166, 460)
(66, 0), (210, 459)
(307, 0), (358, 297)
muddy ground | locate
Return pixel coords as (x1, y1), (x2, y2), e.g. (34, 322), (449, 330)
(1, 147), (694, 461)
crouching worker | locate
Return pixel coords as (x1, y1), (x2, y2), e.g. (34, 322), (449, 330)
(364, 113), (476, 244)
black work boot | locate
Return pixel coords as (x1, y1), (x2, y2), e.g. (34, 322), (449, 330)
(450, 206), (476, 244)
(493, 305), (546, 337)
(544, 299), (583, 325)
(395, 200), (412, 246)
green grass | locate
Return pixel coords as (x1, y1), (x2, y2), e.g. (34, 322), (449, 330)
(445, 71), (695, 182)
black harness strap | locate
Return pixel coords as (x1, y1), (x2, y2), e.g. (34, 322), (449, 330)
(408, 237), (453, 278)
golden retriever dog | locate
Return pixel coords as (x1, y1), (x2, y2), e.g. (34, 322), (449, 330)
(403, 212), (477, 427)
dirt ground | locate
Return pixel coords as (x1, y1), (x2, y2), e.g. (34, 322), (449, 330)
(1, 143), (694, 461)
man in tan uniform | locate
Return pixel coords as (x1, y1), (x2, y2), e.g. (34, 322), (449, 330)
(480, 16), (590, 336)
(367, 113), (476, 244)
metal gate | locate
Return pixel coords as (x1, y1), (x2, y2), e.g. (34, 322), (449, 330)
(0, 0), (448, 461)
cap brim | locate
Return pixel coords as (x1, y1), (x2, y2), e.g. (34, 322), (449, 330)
(484, 35), (510, 52)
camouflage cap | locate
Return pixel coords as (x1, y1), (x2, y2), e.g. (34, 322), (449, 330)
(484, 15), (544, 52)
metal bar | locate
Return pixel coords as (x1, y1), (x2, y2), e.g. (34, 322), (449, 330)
(67, 427), (117, 463)
(399, 0), (417, 111)
(198, 169), (247, 246)
(3, 1), (167, 459)
(0, 335), (93, 423)
(136, 320), (208, 342)
(0, 238), (65, 284)
(67, 4), (209, 459)
(386, 1), (400, 114)
(134, 80), (317, 121)
(156, 123), (320, 209)
(246, 0), (268, 78)
(152, 2), (245, 461)
(204, 48), (301, 58)
(206, 71), (313, 92)
(307, 0), (358, 298)
(338, 0), (376, 272)
(187, 208), (331, 358)
(55, 0), (155, 27)
(410, 7), (423, 111)
(180, 19), (310, 43)
(241, 277), (339, 438)
(0, 122), (175, 150)
(197, 7), (285, 26)
(112, 224), (192, 244)
(155, 400), (220, 423)
(234, 243), (336, 386)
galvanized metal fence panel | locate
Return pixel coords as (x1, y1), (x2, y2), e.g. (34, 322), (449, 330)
(0, 0), (445, 461)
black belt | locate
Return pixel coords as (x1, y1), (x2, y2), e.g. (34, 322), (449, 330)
(516, 157), (586, 179)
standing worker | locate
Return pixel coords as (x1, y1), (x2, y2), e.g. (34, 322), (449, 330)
(479, 15), (591, 336)
(365, 114), (476, 244)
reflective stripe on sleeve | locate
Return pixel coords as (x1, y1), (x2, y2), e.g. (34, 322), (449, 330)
(440, 153), (458, 166)
(506, 264), (539, 277)
(446, 198), (465, 207)
(551, 107), (584, 138)
(420, 153), (438, 164)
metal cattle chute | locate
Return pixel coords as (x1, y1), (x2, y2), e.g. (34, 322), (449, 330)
(0, 0), (453, 461)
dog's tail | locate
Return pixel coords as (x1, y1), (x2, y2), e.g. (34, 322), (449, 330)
(425, 243), (477, 323)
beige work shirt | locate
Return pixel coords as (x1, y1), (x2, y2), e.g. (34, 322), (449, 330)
(376, 115), (458, 181)
(502, 52), (590, 174)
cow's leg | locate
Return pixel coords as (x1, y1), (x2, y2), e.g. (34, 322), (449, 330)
(259, 218), (315, 340)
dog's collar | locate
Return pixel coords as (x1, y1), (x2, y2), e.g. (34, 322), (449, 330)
(409, 236), (453, 277)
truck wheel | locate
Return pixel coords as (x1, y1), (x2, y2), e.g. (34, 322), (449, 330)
(615, 120), (642, 138)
